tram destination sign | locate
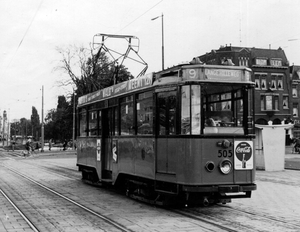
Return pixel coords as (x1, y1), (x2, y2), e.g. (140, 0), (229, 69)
(183, 66), (251, 82)
(78, 73), (153, 106)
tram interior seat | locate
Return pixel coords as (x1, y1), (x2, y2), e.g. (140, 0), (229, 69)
(204, 118), (244, 134)
(204, 127), (219, 134)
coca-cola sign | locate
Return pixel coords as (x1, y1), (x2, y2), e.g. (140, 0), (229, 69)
(235, 141), (253, 169)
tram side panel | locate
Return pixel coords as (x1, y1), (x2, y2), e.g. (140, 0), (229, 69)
(77, 137), (87, 167)
(117, 137), (155, 179)
(77, 137), (97, 168)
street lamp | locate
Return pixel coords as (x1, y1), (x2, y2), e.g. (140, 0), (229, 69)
(151, 13), (164, 70)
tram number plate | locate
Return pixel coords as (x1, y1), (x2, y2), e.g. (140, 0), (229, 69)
(218, 150), (233, 158)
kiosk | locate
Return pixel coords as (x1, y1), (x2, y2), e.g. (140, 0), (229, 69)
(255, 123), (294, 171)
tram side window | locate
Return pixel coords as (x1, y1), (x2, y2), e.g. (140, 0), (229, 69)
(158, 91), (177, 135)
(120, 95), (134, 135)
(137, 91), (153, 135)
(79, 108), (87, 137)
(114, 107), (118, 135)
(98, 111), (102, 135)
(88, 110), (98, 136)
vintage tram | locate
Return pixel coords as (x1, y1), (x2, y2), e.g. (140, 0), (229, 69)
(76, 63), (256, 205)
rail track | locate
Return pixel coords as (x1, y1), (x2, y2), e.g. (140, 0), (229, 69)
(1, 151), (300, 232)
(0, 163), (132, 232)
(172, 203), (300, 232)
(0, 187), (39, 232)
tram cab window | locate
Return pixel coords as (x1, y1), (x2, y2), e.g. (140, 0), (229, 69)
(79, 108), (87, 137)
(181, 85), (201, 134)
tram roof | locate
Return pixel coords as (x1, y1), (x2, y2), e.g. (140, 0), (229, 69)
(78, 64), (253, 107)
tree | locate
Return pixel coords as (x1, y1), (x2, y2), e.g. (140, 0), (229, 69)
(44, 96), (73, 142)
(31, 106), (40, 139)
(56, 45), (133, 98)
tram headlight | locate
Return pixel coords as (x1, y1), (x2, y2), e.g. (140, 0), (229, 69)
(219, 160), (232, 175)
(205, 161), (215, 172)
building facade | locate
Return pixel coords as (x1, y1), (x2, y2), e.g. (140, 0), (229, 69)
(197, 45), (292, 126)
(290, 65), (300, 137)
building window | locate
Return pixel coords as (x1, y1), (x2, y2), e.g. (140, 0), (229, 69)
(261, 76), (267, 89)
(293, 104), (299, 117)
(261, 94), (279, 111)
(270, 75), (276, 90)
(292, 86), (298, 97)
(283, 96), (289, 109)
(255, 73), (267, 90)
(255, 75), (260, 89)
(238, 57), (249, 67)
(260, 96), (265, 111)
(277, 75), (283, 90)
(266, 95), (273, 110)
(271, 73), (284, 90)
(256, 58), (267, 66)
(274, 96), (279, 110)
(270, 59), (282, 67)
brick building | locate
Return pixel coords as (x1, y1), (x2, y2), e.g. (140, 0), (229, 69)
(197, 45), (292, 126)
(290, 65), (300, 137)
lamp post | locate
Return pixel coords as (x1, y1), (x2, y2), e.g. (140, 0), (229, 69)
(151, 13), (164, 70)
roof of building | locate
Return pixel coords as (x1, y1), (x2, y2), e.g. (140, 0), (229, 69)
(290, 65), (300, 80)
(198, 45), (289, 66)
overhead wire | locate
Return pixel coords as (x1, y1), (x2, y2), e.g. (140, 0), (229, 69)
(117, 0), (164, 33)
(1, 0), (43, 77)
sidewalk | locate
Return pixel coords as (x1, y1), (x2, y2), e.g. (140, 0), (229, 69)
(0, 145), (76, 156)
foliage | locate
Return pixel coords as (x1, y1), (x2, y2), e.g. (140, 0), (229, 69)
(11, 45), (134, 142)
(44, 95), (74, 142)
(31, 107), (40, 139)
(55, 45), (134, 98)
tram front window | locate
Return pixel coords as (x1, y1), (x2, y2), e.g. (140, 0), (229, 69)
(203, 84), (244, 134)
(181, 84), (247, 135)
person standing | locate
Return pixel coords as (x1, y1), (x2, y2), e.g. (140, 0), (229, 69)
(49, 138), (52, 151)
(25, 138), (31, 156)
(63, 140), (68, 151)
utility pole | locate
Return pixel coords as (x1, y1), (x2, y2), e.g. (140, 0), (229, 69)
(41, 86), (44, 152)
(72, 91), (76, 150)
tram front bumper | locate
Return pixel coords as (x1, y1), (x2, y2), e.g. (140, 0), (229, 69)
(182, 183), (257, 198)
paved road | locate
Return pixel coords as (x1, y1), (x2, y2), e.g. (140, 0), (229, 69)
(285, 146), (300, 170)
(0, 147), (300, 231)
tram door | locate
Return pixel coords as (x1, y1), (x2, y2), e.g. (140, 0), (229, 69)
(156, 90), (177, 174)
(101, 108), (113, 179)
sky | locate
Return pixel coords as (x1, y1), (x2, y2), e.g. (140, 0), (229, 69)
(1, 0), (300, 121)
